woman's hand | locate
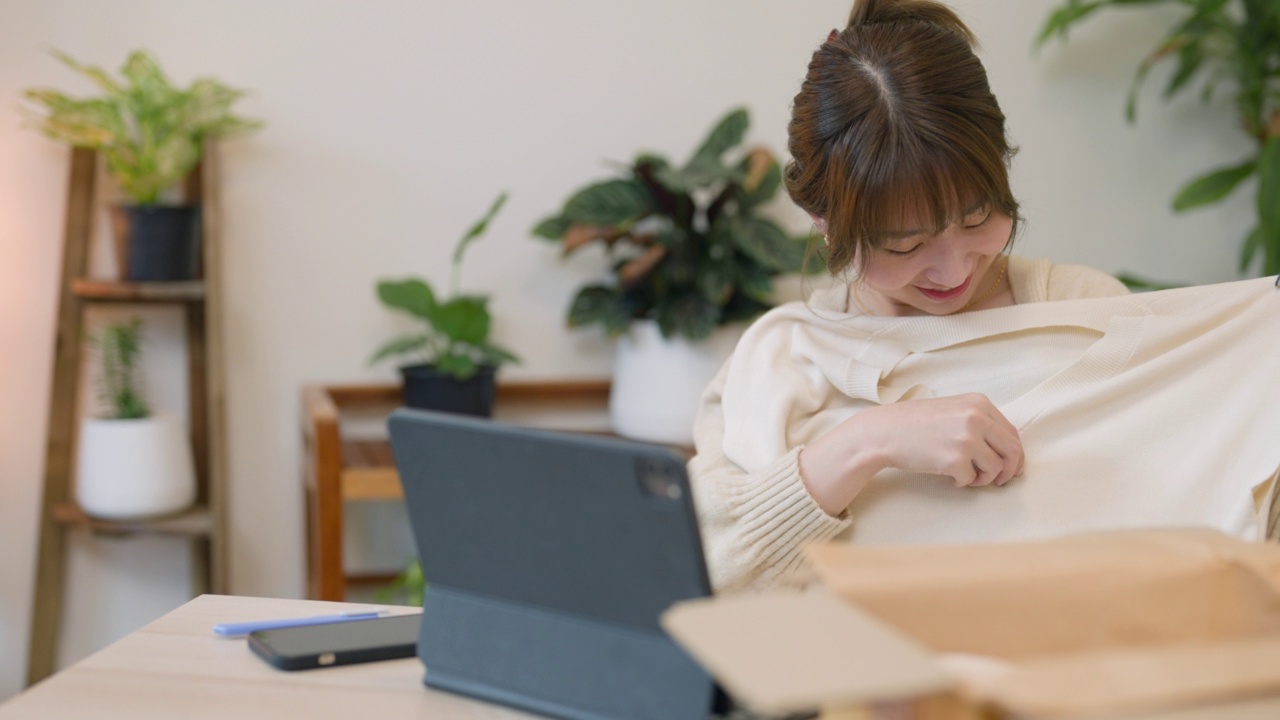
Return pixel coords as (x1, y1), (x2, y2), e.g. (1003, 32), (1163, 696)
(798, 393), (1025, 516)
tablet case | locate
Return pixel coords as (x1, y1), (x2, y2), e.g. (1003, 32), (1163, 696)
(388, 409), (717, 720)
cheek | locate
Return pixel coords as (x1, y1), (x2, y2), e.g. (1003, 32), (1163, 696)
(983, 214), (1015, 251)
(857, 256), (921, 290)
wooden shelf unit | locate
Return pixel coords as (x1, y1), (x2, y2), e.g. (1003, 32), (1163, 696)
(26, 146), (229, 687)
(51, 503), (215, 537)
(70, 278), (206, 302)
(301, 380), (619, 601)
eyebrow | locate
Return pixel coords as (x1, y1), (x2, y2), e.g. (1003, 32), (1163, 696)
(882, 200), (989, 241)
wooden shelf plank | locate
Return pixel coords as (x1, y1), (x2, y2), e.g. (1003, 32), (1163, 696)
(71, 279), (206, 303)
(342, 439), (395, 469)
(341, 466), (402, 501)
(52, 503), (214, 537)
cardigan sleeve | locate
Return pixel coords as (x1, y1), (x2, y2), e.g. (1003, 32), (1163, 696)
(688, 357), (852, 594)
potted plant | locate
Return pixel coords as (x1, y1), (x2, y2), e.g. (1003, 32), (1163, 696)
(370, 192), (520, 416)
(531, 107), (816, 444)
(23, 49), (260, 282)
(75, 318), (196, 519)
(1038, 0), (1280, 281)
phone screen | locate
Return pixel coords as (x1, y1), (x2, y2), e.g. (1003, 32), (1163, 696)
(248, 613), (421, 671)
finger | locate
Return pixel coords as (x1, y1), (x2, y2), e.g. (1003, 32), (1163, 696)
(976, 398), (1022, 447)
(968, 445), (1003, 488)
(981, 423), (1024, 487)
(949, 456), (979, 487)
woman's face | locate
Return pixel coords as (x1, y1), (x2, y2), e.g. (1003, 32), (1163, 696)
(852, 205), (1013, 317)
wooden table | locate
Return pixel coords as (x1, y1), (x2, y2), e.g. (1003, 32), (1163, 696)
(0, 595), (537, 719)
(6, 594), (1279, 720)
(302, 380), (616, 601)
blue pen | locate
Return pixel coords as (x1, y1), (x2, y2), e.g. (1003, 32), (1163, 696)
(213, 610), (388, 637)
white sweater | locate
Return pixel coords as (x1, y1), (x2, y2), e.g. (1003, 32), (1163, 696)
(689, 257), (1280, 593)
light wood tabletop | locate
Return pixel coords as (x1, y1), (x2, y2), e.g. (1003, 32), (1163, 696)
(9, 593), (1279, 720)
(0, 594), (538, 720)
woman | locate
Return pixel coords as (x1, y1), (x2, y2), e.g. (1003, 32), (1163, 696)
(689, 0), (1131, 592)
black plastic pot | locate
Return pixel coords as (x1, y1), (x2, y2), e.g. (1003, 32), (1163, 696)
(111, 205), (201, 281)
(399, 364), (496, 417)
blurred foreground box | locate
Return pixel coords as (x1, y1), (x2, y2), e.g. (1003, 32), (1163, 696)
(664, 528), (1280, 720)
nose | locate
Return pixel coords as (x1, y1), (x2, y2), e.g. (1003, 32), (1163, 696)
(921, 236), (974, 288)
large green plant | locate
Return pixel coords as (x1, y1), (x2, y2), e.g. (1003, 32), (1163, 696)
(1038, 0), (1280, 277)
(23, 49), (260, 205)
(531, 108), (817, 341)
(370, 192), (520, 381)
(94, 318), (149, 420)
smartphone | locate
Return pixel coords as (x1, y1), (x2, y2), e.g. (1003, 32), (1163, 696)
(248, 613), (421, 671)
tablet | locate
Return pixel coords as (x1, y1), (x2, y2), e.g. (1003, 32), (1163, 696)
(248, 613), (421, 671)
(388, 408), (719, 720)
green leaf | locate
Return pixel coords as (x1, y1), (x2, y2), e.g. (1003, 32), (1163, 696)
(1239, 226), (1262, 274)
(696, 261), (733, 304)
(688, 107), (749, 165)
(531, 214), (572, 240)
(477, 342), (521, 366)
(733, 259), (775, 302)
(1172, 159), (1256, 211)
(433, 296), (491, 345)
(1258, 137), (1280, 276)
(23, 91), (123, 147)
(121, 50), (176, 107)
(567, 285), (634, 336)
(563, 179), (650, 226)
(1125, 46), (1162, 122)
(1113, 273), (1185, 292)
(656, 159), (742, 193)
(139, 133), (200, 203)
(376, 278), (438, 320)
(50, 49), (123, 95)
(1163, 42), (1204, 100)
(434, 352), (478, 380)
(724, 217), (807, 272)
(655, 293), (720, 341)
(720, 292), (773, 325)
(1035, 1), (1103, 48)
(368, 334), (430, 366)
(454, 191), (508, 267)
(737, 156), (782, 210)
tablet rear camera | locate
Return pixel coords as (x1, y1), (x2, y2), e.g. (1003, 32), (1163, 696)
(637, 461), (683, 501)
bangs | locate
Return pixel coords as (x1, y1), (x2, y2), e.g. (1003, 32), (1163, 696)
(825, 127), (1009, 260)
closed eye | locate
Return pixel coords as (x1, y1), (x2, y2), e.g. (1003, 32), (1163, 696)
(884, 243), (922, 257)
(963, 207), (992, 229)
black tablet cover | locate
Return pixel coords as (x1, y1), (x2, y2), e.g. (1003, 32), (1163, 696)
(388, 409), (717, 720)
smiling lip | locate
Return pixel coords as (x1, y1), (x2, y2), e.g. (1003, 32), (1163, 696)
(916, 274), (973, 302)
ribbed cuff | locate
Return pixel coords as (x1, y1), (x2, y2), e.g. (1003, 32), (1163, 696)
(731, 447), (853, 581)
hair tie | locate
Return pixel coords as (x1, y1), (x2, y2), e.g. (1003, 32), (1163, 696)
(827, 28), (840, 42)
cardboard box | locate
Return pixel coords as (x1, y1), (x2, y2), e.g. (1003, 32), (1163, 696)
(662, 529), (1280, 719)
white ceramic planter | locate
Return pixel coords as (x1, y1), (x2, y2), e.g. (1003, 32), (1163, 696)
(75, 415), (197, 520)
(609, 320), (743, 446)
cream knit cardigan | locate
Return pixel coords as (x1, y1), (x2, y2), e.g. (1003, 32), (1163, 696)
(689, 256), (1280, 593)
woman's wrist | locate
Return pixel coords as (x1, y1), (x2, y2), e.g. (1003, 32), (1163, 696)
(797, 419), (889, 517)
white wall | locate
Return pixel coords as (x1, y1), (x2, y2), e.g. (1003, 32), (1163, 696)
(0, 0), (1255, 701)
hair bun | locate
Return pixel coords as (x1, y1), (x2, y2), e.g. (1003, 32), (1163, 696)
(847, 0), (976, 47)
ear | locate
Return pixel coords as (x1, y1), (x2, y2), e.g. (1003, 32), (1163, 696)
(808, 214), (829, 245)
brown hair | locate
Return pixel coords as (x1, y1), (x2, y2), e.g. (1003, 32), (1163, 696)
(785, 0), (1020, 276)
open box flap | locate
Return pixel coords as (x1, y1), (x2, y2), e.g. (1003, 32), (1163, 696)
(959, 634), (1280, 718)
(805, 528), (1280, 660)
(661, 588), (951, 715)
